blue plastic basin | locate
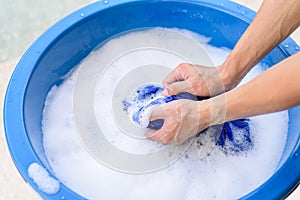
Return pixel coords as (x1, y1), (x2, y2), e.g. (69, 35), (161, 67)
(4, 0), (300, 199)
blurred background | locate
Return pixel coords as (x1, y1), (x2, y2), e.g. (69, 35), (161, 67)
(0, 0), (299, 199)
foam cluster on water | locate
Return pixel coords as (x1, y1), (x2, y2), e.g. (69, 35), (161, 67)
(123, 84), (164, 128)
(28, 163), (60, 194)
(42, 28), (289, 199)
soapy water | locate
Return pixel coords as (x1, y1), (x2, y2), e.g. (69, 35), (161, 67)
(71, 28), (216, 172)
(28, 163), (60, 194)
(42, 28), (288, 199)
(123, 84), (253, 152)
(122, 84), (165, 128)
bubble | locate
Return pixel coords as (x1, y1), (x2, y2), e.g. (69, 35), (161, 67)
(103, 0), (109, 4)
(124, 84), (164, 128)
(241, 11), (245, 15)
(43, 27), (288, 199)
(80, 13), (85, 17)
(284, 44), (289, 48)
(220, 3), (224, 6)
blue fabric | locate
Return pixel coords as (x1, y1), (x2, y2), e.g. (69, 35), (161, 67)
(124, 84), (252, 152)
(216, 119), (252, 152)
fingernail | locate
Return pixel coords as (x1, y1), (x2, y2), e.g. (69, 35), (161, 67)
(162, 90), (168, 96)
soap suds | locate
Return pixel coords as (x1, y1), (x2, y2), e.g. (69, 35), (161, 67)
(124, 83), (165, 128)
(42, 28), (288, 200)
(28, 163), (60, 194)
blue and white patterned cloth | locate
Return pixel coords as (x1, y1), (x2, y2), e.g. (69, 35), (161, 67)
(123, 84), (253, 152)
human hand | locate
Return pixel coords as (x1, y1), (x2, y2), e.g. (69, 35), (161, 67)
(145, 93), (253, 151)
(145, 99), (211, 146)
(162, 63), (227, 97)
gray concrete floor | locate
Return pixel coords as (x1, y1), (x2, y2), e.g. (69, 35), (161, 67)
(0, 0), (299, 199)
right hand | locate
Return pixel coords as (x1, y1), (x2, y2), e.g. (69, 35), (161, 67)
(162, 63), (229, 97)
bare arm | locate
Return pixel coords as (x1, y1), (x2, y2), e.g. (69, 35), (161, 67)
(220, 0), (300, 90)
(211, 52), (300, 124)
(148, 52), (300, 145)
(226, 53), (300, 121)
(148, 0), (300, 145)
(162, 0), (300, 97)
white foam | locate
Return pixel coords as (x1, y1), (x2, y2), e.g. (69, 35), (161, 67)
(28, 163), (60, 194)
(42, 28), (288, 199)
(125, 84), (164, 128)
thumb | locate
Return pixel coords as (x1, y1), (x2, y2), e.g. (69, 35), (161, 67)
(149, 106), (165, 121)
(165, 81), (192, 96)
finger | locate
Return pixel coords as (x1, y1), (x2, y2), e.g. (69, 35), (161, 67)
(163, 63), (190, 88)
(171, 134), (187, 146)
(165, 81), (192, 95)
(149, 106), (165, 121)
(145, 129), (159, 139)
(161, 89), (169, 97)
(146, 117), (177, 144)
(145, 129), (166, 143)
(160, 131), (176, 144)
(145, 129), (174, 144)
(163, 69), (183, 88)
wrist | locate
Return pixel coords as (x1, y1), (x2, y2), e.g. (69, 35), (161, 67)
(217, 54), (250, 91)
(217, 62), (236, 92)
(198, 96), (226, 130)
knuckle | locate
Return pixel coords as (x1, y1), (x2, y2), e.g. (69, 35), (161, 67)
(172, 141), (180, 146)
(191, 84), (199, 92)
(178, 63), (189, 68)
(174, 141), (183, 146)
(166, 85), (176, 94)
(162, 137), (172, 144)
(177, 63), (191, 72)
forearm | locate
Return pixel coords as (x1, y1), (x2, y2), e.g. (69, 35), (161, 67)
(219, 0), (300, 90)
(211, 52), (300, 124)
